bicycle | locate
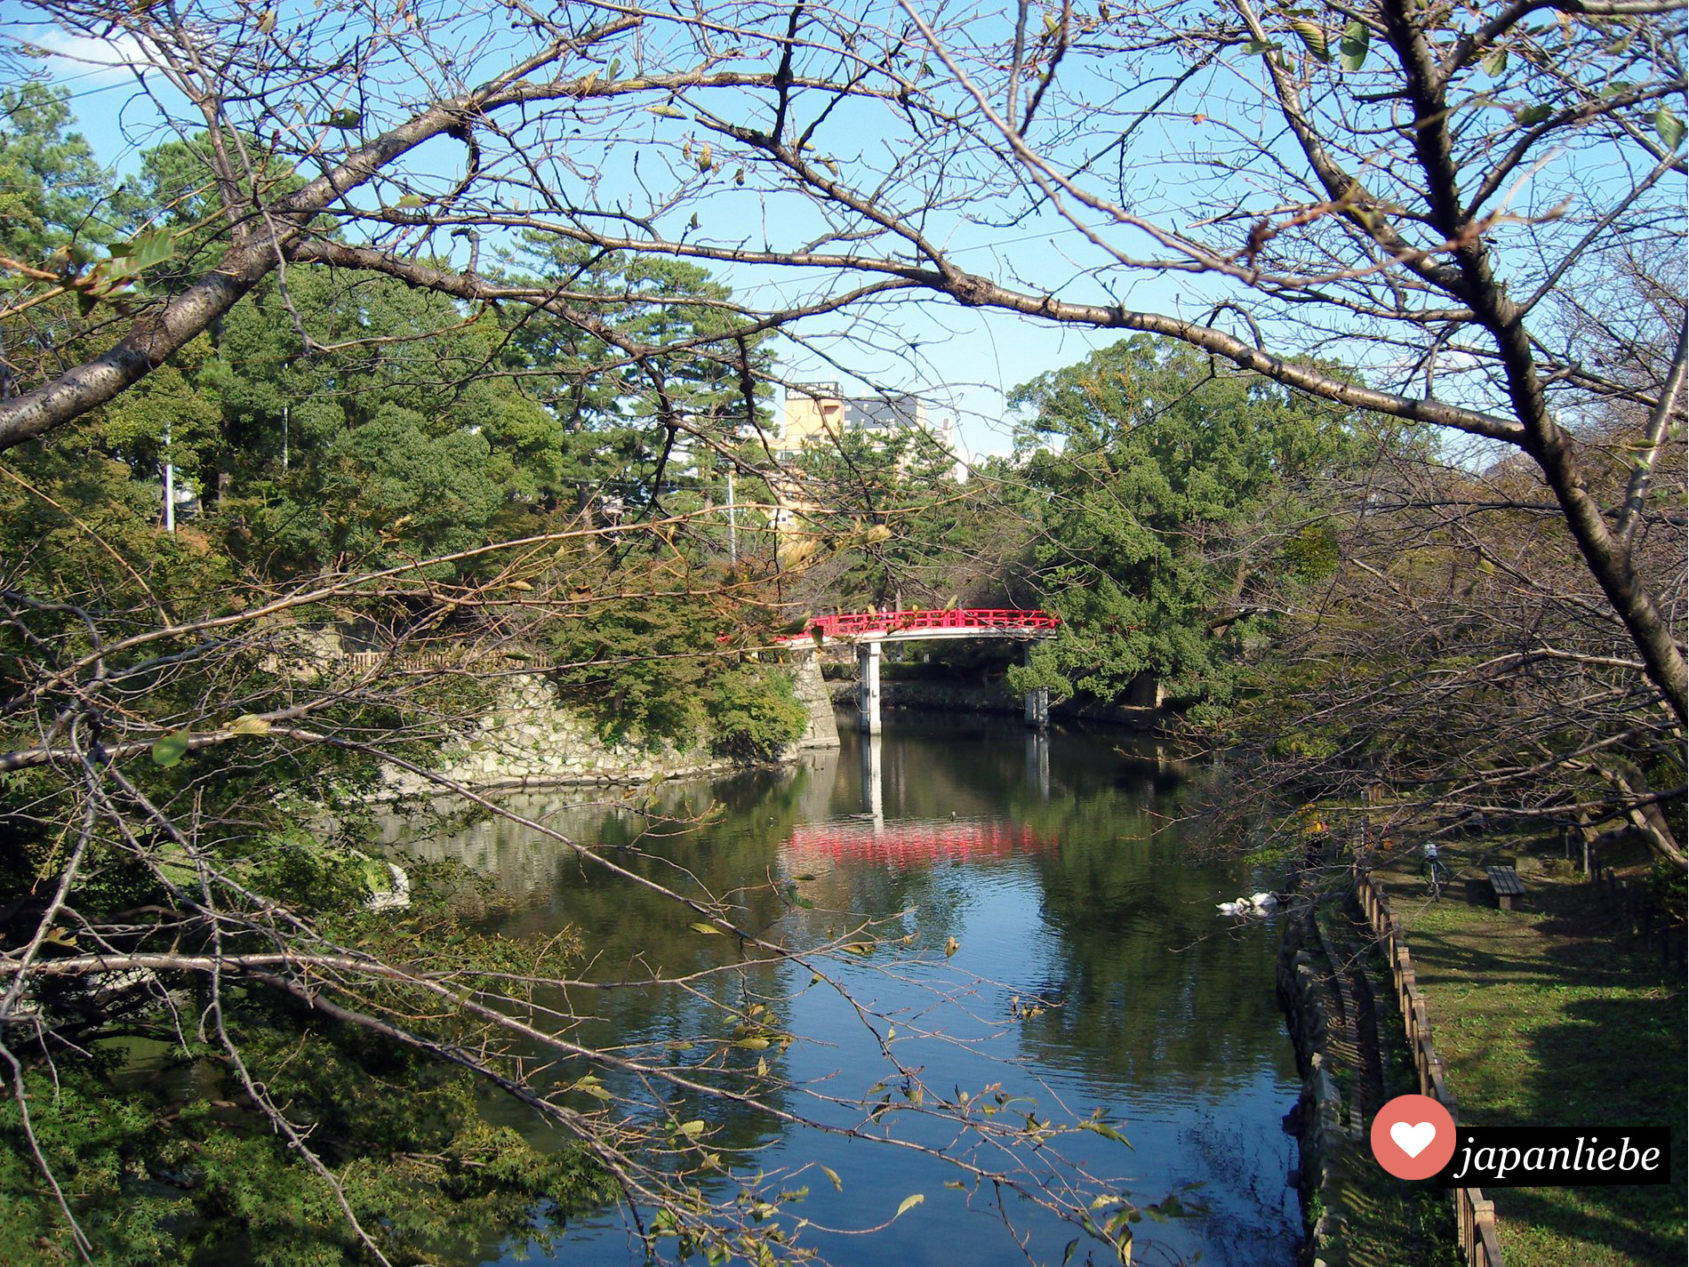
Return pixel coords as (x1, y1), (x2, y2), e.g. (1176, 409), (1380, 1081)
(1424, 856), (1450, 900)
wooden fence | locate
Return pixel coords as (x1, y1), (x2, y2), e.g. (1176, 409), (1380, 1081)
(1354, 867), (1506, 1267)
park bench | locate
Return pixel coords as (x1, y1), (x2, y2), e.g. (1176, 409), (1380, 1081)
(1485, 865), (1526, 911)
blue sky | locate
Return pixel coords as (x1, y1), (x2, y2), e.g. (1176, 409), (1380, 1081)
(12, 8), (1194, 463)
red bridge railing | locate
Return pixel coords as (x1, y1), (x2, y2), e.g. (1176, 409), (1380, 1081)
(786, 821), (1056, 864)
(787, 608), (1060, 641)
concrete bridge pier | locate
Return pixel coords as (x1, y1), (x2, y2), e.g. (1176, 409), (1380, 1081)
(1022, 644), (1049, 730)
(857, 640), (882, 734)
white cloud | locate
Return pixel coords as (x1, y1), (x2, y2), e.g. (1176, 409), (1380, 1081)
(27, 28), (165, 83)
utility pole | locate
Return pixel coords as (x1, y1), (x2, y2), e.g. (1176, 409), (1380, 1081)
(727, 465), (737, 564)
(162, 418), (175, 534)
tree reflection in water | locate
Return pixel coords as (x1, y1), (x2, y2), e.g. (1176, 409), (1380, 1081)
(383, 718), (1299, 1267)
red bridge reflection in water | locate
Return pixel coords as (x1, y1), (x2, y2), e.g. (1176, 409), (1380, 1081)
(785, 820), (1056, 867)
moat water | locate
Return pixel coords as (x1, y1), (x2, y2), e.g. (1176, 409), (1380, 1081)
(383, 715), (1300, 1267)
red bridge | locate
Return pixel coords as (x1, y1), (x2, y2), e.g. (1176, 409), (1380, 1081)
(785, 820), (1056, 866)
(781, 607), (1060, 646)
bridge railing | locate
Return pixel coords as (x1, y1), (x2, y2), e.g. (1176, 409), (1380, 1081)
(792, 608), (1060, 641)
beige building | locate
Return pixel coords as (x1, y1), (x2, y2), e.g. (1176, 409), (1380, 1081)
(778, 382), (958, 463)
(771, 384), (964, 560)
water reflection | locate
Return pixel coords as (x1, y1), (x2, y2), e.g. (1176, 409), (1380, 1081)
(860, 731), (883, 822)
(1027, 728), (1051, 799)
(379, 717), (1298, 1267)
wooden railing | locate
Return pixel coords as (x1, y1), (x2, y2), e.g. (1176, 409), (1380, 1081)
(1355, 866), (1506, 1267)
(786, 608), (1060, 642)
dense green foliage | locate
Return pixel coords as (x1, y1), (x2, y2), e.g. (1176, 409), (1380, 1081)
(0, 94), (806, 1265)
(543, 561), (807, 760)
(1007, 336), (1363, 713)
(0, 972), (613, 1267)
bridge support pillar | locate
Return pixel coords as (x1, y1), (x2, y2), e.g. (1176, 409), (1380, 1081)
(857, 640), (882, 734)
(1022, 644), (1049, 730)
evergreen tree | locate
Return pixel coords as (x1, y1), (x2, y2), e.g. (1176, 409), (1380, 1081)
(1010, 336), (1362, 711)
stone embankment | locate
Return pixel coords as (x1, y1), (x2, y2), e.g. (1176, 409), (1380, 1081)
(382, 655), (838, 795)
(1279, 889), (1468, 1267)
(1279, 904), (1365, 1267)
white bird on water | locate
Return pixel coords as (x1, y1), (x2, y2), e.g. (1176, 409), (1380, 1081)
(1217, 891), (1281, 916)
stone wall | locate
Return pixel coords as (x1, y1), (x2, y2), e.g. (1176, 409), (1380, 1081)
(378, 657), (839, 796)
(1278, 905), (1359, 1267)
(382, 674), (753, 795)
(788, 651), (841, 749)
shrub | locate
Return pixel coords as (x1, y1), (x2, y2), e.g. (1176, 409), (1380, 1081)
(706, 668), (808, 762)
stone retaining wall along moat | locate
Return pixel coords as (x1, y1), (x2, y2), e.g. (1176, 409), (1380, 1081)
(380, 655), (839, 795)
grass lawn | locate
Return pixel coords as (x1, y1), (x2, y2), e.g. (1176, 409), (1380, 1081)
(1377, 842), (1685, 1267)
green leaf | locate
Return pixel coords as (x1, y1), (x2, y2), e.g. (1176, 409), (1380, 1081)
(689, 921), (721, 935)
(150, 731), (191, 767)
(647, 103), (686, 118)
(108, 227), (175, 274)
(395, 193), (425, 207)
(1338, 21), (1369, 71)
(1480, 48), (1508, 77)
(1062, 1238), (1080, 1267)
(1242, 39), (1272, 55)
(1289, 19), (1329, 63)
(229, 714), (272, 736)
(1515, 103), (1553, 127)
(895, 1193), (924, 1218)
(1081, 1119), (1134, 1147)
(820, 1165), (842, 1192)
(1654, 105), (1685, 151)
(676, 1119), (706, 1138)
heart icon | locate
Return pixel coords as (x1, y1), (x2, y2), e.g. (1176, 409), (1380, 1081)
(1371, 1095), (1456, 1179)
(1390, 1120), (1437, 1159)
